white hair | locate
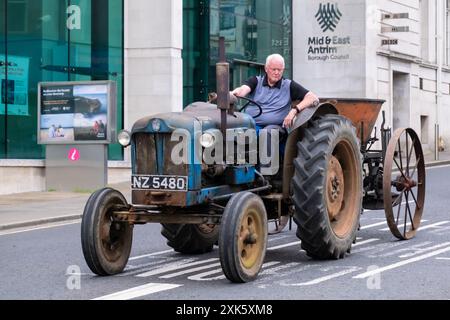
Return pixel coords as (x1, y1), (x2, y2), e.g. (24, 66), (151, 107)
(265, 54), (285, 68)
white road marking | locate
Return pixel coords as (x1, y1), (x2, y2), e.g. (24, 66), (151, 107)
(283, 267), (361, 286)
(398, 243), (450, 258)
(353, 243), (450, 279)
(160, 262), (221, 279)
(129, 249), (174, 261)
(136, 258), (218, 277)
(436, 257), (450, 260)
(92, 283), (182, 300)
(187, 261), (280, 281)
(353, 238), (379, 247)
(379, 241), (432, 258)
(360, 221), (387, 230)
(130, 237), (382, 280)
(353, 239), (411, 255)
(0, 220), (80, 236)
(120, 257), (182, 276)
(187, 268), (225, 281)
(267, 241), (301, 251)
(379, 219), (431, 231)
(415, 221), (449, 230)
(259, 262), (300, 275)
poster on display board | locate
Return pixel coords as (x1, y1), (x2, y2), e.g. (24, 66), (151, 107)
(37, 80), (116, 144)
(0, 55), (30, 115)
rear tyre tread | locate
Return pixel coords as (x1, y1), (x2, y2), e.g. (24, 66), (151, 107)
(292, 115), (362, 259)
(161, 223), (218, 254)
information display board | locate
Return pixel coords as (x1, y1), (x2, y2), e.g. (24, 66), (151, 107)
(37, 80), (116, 144)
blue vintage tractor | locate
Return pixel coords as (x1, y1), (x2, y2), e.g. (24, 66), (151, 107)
(81, 42), (425, 283)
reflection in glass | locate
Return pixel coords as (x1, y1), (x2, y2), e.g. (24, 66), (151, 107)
(183, 0), (292, 103)
(1, 0), (123, 159)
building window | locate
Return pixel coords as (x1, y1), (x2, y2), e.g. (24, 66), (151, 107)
(421, 115), (429, 144)
(0, 0), (124, 160)
(183, 0), (293, 106)
(419, 77), (424, 90)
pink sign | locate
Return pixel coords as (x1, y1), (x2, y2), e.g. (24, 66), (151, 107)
(68, 148), (80, 162)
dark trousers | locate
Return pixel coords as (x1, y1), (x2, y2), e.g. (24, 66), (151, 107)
(256, 124), (287, 175)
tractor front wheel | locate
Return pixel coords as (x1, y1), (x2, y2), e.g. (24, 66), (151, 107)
(81, 188), (133, 275)
(219, 192), (268, 283)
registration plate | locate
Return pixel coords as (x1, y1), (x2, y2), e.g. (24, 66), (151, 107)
(131, 175), (188, 191)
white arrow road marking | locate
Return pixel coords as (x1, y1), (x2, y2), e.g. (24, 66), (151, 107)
(259, 262), (300, 275)
(187, 261), (281, 281)
(92, 283), (182, 300)
(136, 258), (218, 277)
(282, 267), (361, 286)
(129, 249), (174, 261)
(160, 262), (221, 279)
(187, 269), (225, 281)
(353, 243), (450, 279)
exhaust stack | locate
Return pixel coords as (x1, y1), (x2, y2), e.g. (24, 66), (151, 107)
(216, 37), (229, 138)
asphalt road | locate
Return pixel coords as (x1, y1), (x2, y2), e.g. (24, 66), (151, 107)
(0, 165), (449, 301)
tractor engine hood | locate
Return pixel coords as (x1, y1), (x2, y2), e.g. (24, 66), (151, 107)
(131, 101), (256, 135)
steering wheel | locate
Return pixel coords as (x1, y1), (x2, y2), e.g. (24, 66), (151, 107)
(235, 95), (263, 119)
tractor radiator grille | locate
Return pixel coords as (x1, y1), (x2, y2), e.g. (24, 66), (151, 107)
(134, 133), (157, 174)
(134, 133), (188, 176)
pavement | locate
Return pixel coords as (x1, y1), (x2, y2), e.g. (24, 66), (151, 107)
(0, 181), (131, 231)
(1, 150), (449, 232)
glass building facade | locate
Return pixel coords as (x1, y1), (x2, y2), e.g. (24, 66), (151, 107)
(183, 0), (292, 107)
(0, 0), (124, 160)
(0, 0), (292, 160)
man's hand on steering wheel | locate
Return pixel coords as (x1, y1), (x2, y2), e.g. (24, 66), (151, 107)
(233, 94), (263, 119)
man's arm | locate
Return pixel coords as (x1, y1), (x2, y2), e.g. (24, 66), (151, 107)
(294, 91), (320, 113)
(283, 90), (320, 129)
(231, 85), (252, 97)
(231, 76), (258, 97)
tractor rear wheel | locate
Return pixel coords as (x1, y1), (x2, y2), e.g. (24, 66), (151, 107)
(292, 114), (362, 259)
(161, 223), (219, 254)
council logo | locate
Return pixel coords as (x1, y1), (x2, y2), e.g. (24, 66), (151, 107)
(315, 3), (342, 32)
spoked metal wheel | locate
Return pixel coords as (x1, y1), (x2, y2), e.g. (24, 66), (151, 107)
(383, 128), (426, 240)
(219, 192), (268, 283)
(81, 188), (133, 275)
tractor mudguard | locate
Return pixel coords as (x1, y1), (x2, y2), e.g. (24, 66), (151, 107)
(282, 101), (339, 199)
(290, 101), (338, 132)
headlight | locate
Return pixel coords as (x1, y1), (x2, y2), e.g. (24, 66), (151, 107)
(118, 130), (131, 147)
(199, 132), (216, 148)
